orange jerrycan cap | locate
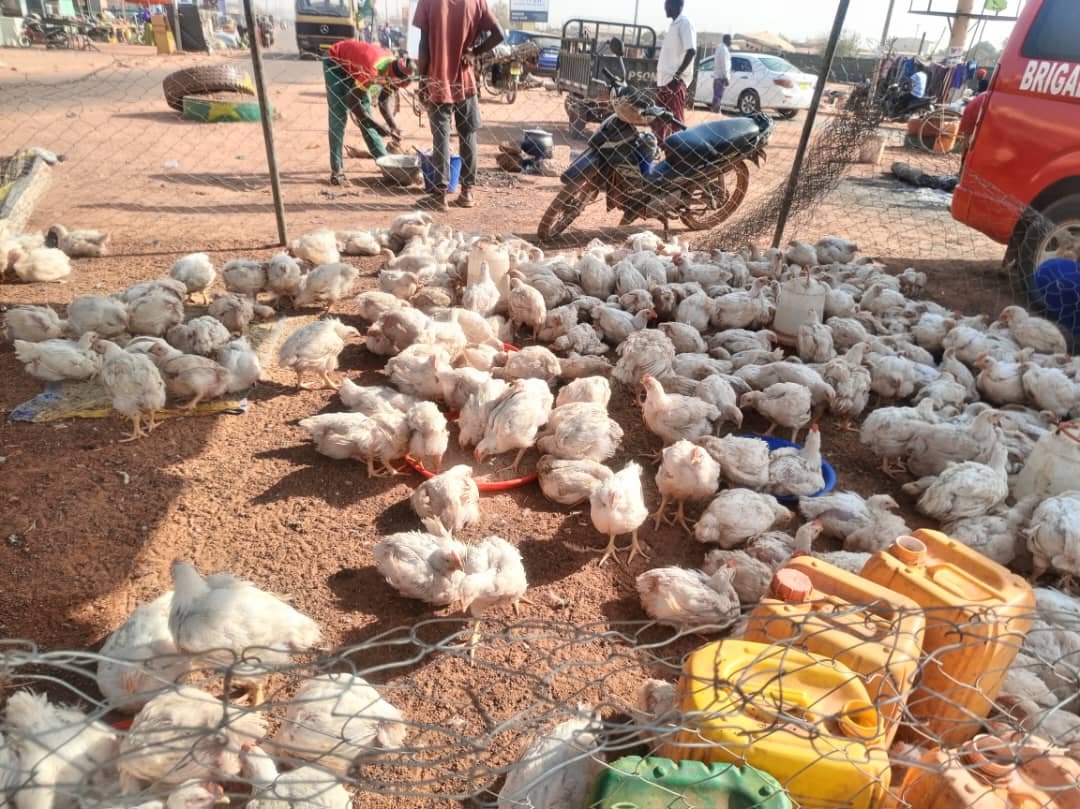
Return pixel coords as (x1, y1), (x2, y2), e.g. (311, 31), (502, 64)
(769, 568), (813, 601)
(889, 535), (928, 566)
(837, 699), (881, 740)
(962, 735), (1014, 781)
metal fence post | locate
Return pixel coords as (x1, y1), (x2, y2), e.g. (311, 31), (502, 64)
(243, 0), (289, 247)
(771, 0), (851, 248)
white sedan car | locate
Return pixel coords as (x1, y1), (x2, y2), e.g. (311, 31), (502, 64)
(693, 52), (817, 119)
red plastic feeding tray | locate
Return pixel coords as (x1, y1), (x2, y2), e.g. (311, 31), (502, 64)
(404, 456), (538, 492)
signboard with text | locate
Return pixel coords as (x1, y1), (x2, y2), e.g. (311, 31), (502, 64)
(510, 0), (548, 23)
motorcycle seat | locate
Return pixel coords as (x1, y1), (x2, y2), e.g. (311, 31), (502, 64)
(663, 117), (763, 173)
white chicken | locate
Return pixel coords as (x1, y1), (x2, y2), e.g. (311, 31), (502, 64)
(295, 263), (360, 309)
(13, 332), (100, 382)
(278, 318), (360, 389)
(270, 673), (407, 773)
(373, 531), (466, 606)
(767, 424), (825, 498)
(170, 253), (216, 304)
(942, 497), (1040, 566)
(814, 236), (857, 265)
(497, 711), (603, 809)
(92, 337), (167, 441)
(97, 591), (192, 713)
(46, 224), (109, 257)
(641, 373), (720, 444)
(903, 443), (1010, 523)
(207, 293), (274, 335)
(612, 329), (676, 388)
(507, 276), (547, 340)
(118, 686), (266, 792)
(166, 316), (231, 357)
(591, 461), (650, 565)
(635, 565), (740, 631)
(799, 490), (908, 553)
(474, 378), (553, 469)
(290, 228), (340, 266)
(695, 489), (792, 548)
(216, 337), (261, 392)
(241, 744), (350, 809)
(411, 464), (480, 537)
(456, 535), (529, 652)
(1025, 492), (1080, 581)
(127, 286), (185, 337)
(536, 456), (612, 505)
(222, 259), (268, 298)
(654, 440), (721, 532)
(67, 295), (129, 337)
(299, 410), (408, 476)
(148, 343), (231, 409)
(740, 383), (813, 442)
(168, 561), (322, 703)
(699, 550), (774, 605)
(461, 261), (501, 316)
(999, 305), (1068, 355)
(13, 247), (72, 282)
(3, 691), (120, 808)
(555, 376), (611, 408)
(797, 308), (835, 363)
(536, 403), (624, 462)
(3, 305), (66, 342)
(265, 253), (304, 306)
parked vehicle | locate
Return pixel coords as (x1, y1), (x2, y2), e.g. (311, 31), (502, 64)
(951, 0), (1080, 295)
(295, 0), (358, 57)
(22, 13), (71, 48)
(475, 40), (538, 104)
(539, 38), (772, 242)
(693, 52), (815, 119)
(506, 29), (560, 77)
(555, 19), (663, 139)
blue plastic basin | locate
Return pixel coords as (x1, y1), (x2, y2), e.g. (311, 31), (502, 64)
(737, 433), (837, 502)
(1034, 257), (1080, 334)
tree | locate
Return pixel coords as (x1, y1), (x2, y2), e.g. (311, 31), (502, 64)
(969, 40), (1001, 66)
(835, 30), (863, 57)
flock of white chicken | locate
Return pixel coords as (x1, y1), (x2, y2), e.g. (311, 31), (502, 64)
(3, 210), (1080, 806)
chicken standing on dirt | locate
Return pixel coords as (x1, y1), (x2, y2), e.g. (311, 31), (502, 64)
(373, 531), (467, 606)
(635, 565), (740, 631)
(456, 535), (529, 654)
(290, 228), (340, 266)
(641, 373), (720, 444)
(148, 343), (231, 410)
(537, 456), (612, 505)
(497, 711), (603, 809)
(271, 673), (407, 773)
(278, 318), (361, 389)
(170, 253), (215, 304)
(590, 461), (650, 565)
(118, 685), (266, 793)
(411, 465), (480, 537)
(654, 440), (721, 533)
(740, 383), (813, 442)
(474, 378), (554, 470)
(296, 263), (360, 310)
(3, 691), (121, 807)
(222, 259), (268, 298)
(822, 343), (872, 431)
(695, 489), (792, 548)
(168, 560), (322, 705)
(92, 336), (167, 441)
(406, 401), (450, 472)
(97, 591), (192, 713)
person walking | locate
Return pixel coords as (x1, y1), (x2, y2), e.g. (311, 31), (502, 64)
(711, 34), (731, 114)
(413, 0), (504, 211)
(323, 39), (414, 186)
(653, 0), (696, 142)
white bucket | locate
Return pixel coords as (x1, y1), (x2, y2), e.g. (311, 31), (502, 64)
(467, 238), (511, 301)
(1013, 422), (1080, 500)
(772, 272), (828, 346)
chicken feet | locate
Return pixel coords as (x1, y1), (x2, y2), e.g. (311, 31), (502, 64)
(597, 530), (649, 566)
(652, 496), (694, 534)
(879, 456), (908, 478)
(295, 370), (339, 390)
(119, 412), (149, 442)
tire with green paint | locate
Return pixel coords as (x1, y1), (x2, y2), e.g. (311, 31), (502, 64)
(182, 94), (272, 122)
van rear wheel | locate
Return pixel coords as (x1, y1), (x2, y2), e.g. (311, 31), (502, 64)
(1013, 193), (1080, 307)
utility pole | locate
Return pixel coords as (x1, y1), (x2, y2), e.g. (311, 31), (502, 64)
(869, 0), (897, 100)
(633, 0), (639, 27)
(949, 0), (975, 53)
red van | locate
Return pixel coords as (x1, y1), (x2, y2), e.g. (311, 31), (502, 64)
(951, 0), (1080, 288)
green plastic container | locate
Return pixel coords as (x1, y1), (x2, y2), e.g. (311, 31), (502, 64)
(589, 756), (791, 809)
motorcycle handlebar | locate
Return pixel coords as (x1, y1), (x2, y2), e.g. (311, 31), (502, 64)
(601, 67), (622, 86)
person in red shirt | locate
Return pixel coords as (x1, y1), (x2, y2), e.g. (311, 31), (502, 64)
(413, 0), (504, 210)
(323, 39), (414, 186)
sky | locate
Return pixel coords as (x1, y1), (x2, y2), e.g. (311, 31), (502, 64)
(535, 0), (1022, 47)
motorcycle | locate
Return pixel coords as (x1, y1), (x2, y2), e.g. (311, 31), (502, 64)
(22, 13), (71, 48)
(880, 80), (935, 121)
(478, 56), (524, 104)
(538, 38), (772, 242)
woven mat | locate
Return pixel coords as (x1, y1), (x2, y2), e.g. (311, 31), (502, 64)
(7, 313), (314, 424)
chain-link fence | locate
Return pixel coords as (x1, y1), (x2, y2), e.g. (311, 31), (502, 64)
(1, 602), (1078, 808)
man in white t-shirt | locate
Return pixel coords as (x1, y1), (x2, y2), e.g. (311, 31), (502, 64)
(652, 0), (697, 142)
(711, 34), (732, 114)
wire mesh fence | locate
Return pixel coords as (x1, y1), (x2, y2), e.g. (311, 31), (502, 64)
(0, 602), (1078, 808)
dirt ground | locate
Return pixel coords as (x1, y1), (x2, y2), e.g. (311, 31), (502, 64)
(0, 41), (1026, 804)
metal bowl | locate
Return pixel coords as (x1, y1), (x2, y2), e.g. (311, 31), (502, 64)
(376, 154), (422, 186)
